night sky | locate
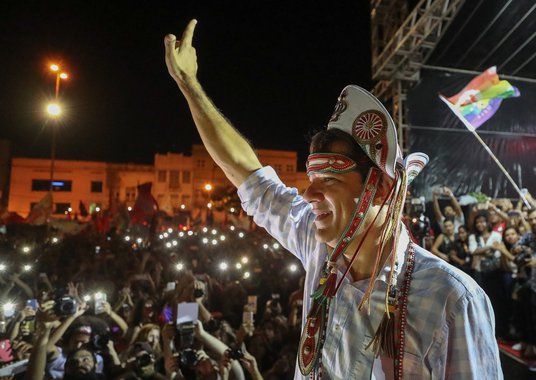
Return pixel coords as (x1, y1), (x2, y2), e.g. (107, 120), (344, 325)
(0, 1), (371, 170)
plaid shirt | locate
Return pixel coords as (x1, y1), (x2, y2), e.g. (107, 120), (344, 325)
(238, 167), (502, 380)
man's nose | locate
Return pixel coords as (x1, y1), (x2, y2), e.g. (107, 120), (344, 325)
(303, 182), (324, 203)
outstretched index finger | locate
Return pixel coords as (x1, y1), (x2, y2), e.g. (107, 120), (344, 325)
(181, 19), (198, 47)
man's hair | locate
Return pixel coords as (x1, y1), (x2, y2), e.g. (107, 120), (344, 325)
(309, 128), (375, 180)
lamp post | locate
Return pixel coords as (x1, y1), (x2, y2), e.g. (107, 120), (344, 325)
(50, 64), (68, 99)
(47, 64), (68, 195)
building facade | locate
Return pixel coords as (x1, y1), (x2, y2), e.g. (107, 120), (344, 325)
(8, 145), (308, 218)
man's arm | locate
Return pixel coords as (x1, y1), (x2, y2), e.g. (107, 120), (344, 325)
(164, 20), (262, 188)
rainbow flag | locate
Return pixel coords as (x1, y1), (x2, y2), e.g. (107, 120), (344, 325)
(440, 66), (520, 130)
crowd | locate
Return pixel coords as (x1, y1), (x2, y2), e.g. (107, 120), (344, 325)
(0, 186), (534, 379)
(412, 187), (536, 363)
(0, 216), (304, 380)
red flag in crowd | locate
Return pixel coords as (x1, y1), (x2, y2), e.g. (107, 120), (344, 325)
(130, 182), (159, 225)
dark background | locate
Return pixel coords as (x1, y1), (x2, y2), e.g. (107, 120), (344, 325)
(0, 0), (371, 169)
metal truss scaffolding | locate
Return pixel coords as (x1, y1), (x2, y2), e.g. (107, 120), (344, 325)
(370, 0), (465, 153)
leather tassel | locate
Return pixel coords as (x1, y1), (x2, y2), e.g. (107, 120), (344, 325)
(366, 306), (396, 358)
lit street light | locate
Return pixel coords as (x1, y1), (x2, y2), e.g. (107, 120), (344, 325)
(50, 64), (68, 99)
(47, 63), (69, 201)
(46, 103), (61, 116)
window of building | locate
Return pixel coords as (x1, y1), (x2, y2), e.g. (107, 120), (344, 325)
(158, 170), (167, 183)
(196, 160), (206, 168)
(182, 171), (191, 184)
(54, 203), (71, 215)
(90, 181), (103, 193)
(126, 187), (136, 202)
(169, 170), (180, 189)
(286, 164), (294, 172)
(274, 164), (282, 172)
(32, 179), (72, 192)
(181, 195), (191, 205)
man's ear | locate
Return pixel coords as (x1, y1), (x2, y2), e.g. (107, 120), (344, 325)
(373, 174), (395, 206)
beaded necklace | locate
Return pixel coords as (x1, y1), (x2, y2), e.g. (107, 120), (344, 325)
(394, 243), (415, 380)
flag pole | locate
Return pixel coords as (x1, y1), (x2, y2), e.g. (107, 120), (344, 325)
(439, 95), (532, 209)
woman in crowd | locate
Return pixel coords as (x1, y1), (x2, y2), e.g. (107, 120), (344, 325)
(469, 212), (504, 336)
(503, 226), (536, 357)
(431, 218), (457, 262)
(449, 225), (472, 275)
(492, 226), (518, 338)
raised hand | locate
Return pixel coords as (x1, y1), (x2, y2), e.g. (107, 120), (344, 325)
(219, 350), (233, 380)
(239, 349), (262, 379)
(67, 282), (80, 301)
(36, 300), (60, 331)
(165, 19), (198, 84)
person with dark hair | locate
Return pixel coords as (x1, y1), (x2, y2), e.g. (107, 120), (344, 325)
(468, 212), (502, 287)
(432, 186), (465, 233)
(124, 342), (166, 380)
(64, 346), (104, 380)
(516, 208), (536, 370)
(468, 212), (511, 339)
(164, 20), (501, 379)
(431, 218), (457, 262)
(449, 225), (472, 274)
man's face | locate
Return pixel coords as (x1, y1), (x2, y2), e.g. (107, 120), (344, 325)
(65, 349), (95, 376)
(304, 144), (364, 248)
(528, 211), (536, 234)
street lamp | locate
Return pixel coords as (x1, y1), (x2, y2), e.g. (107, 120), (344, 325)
(50, 64), (68, 99)
(47, 63), (69, 196)
(47, 103), (61, 116)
